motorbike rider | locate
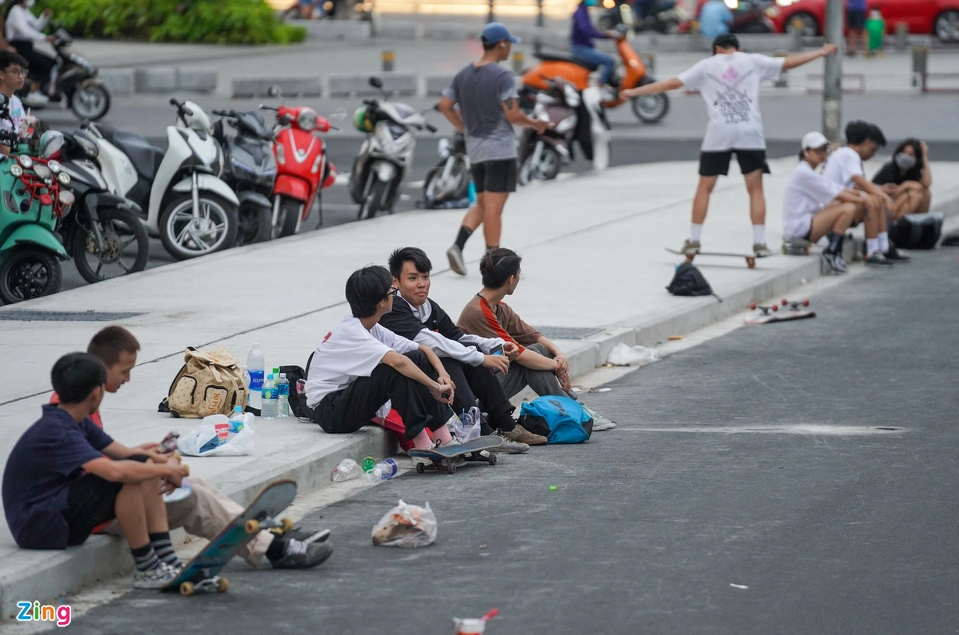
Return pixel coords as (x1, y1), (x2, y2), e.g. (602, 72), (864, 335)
(0, 50), (27, 155)
(4, 0), (55, 107)
(571, 0), (621, 98)
(698, 0), (734, 39)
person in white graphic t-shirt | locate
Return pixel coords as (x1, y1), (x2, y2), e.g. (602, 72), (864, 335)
(621, 34), (838, 257)
(0, 50), (27, 155)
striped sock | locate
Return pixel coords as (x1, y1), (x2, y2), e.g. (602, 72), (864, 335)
(131, 544), (160, 572)
(149, 532), (180, 567)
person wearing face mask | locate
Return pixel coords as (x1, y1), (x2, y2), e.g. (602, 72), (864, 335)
(570, 0), (621, 97)
(872, 138), (933, 221)
(4, 0), (55, 107)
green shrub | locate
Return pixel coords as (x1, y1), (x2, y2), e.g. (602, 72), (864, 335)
(37, 0), (306, 45)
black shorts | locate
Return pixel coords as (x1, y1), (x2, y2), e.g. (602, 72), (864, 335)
(470, 159), (517, 194)
(62, 473), (123, 546)
(847, 9), (866, 30)
(699, 150), (771, 177)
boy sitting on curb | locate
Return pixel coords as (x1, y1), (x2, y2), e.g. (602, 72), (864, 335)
(3, 353), (188, 589)
(59, 326), (332, 570)
(379, 247), (545, 450)
(305, 265), (458, 449)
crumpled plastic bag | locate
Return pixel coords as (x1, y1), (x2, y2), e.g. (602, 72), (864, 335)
(606, 343), (661, 367)
(451, 406), (482, 442)
(371, 500), (437, 548)
(331, 458), (362, 482)
(177, 414), (255, 457)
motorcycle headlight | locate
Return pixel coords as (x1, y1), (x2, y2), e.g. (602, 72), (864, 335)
(76, 135), (99, 158)
(18, 155), (33, 169)
(47, 160), (62, 174)
(57, 171), (71, 185)
(297, 109), (318, 131)
(9, 163), (22, 177)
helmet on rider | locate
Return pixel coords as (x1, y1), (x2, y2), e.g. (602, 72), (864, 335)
(353, 106), (373, 133)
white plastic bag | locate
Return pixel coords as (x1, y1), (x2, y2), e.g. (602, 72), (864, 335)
(452, 406), (482, 442)
(177, 414), (255, 457)
(371, 500), (437, 548)
(331, 458), (362, 482)
(606, 343), (661, 367)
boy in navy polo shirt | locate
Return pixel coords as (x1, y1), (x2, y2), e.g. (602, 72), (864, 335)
(2, 353), (189, 589)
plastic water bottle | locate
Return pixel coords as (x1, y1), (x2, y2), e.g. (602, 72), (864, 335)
(247, 344), (265, 410)
(261, 374), (278, 419)
(229, 406), (245, 433)
(365, 458), (399, 482)
(277, 373), (290, 418)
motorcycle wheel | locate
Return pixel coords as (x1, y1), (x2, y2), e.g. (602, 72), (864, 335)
(71, 207), (149, 284)
(69, 81), (111, 121)
(631, 92), (670, 123)
(358, 178), (388, 221)
(0, 247), (62, 304)
(275, 195), (302, 239)
(423, 160), (469, 208)
(522, 145), (562, 183)
(159, 193), (239, 261)
(236, 200), (272, 246)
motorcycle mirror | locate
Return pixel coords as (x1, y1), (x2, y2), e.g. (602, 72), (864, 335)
(268, 85), (282, 98)
(369, 77), (383, 89)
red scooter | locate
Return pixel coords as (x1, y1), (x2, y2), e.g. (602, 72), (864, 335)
(262, 87), (338, 238)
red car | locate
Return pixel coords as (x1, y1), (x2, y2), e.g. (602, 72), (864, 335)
(763, 0), (959, 41)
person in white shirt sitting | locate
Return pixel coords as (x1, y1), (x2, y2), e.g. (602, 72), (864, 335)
(822, 120), (906, 266)
(3, 0), (55, 107)
(304, 266), (458, 450)
(783, 132), (872, 275)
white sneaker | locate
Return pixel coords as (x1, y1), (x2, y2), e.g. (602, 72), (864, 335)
(22, 92), (50, 107)
(446, 245), (467, 276)
(133, 563), (178, 590)
(582, 405), (617, 431)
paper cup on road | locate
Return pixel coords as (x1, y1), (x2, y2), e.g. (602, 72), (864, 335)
(454, 618), (486, 635)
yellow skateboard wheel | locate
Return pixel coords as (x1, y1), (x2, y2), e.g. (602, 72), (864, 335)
(217, 577), (229, 592)
(245, 519), (260, 534)
(179, 581), (195, 596)
(280, 517), (294, 533)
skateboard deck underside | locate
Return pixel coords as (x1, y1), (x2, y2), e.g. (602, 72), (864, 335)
(745, 310), (816, 324)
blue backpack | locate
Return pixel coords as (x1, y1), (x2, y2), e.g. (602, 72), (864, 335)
(517, 396), (593, 444)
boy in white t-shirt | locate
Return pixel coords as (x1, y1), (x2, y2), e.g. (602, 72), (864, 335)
(783, 132), (870, 274)
(621, 34), (838, 257)
(0, 51), (28, 155)
(822, 120), (904, 265)
(305, 266), (458, 449)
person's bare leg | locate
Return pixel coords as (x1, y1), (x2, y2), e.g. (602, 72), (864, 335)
(890, 187), (922, 221)
(481, 191), (509, 249)
(864, 195), (883, 239)
(460, 193), (485, 232)
(141, 477), (170, 534)
(114, 482), (150, 548)
(691, 176), (718, 225)
(808, 201), (856, 243)
(743, 169), (766, 226)
(918, 187), (932, 214)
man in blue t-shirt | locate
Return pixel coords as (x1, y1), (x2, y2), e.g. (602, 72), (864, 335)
(2, 353), (189, 589)
(699, 0), (733, 39)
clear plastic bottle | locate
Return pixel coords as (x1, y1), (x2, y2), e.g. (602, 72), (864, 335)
(364, 458), (399, 482)
(277, 373), (290, 418)
(246, 344), (265, 410)
(229, 406), (245, 433)
(261, 374), (278, 419)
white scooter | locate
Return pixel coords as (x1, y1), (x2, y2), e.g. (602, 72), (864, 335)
(83, 98), (239, 260)
(348, 77), (436, 220)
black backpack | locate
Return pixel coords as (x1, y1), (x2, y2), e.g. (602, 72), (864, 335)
(889, 213), (943, 250)
(279, 353), (312, 420)
(666, 263), (722, 301)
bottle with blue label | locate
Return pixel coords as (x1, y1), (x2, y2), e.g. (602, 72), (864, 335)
(261, 374), (278, 419)
(277, 373), (290, 418)
(247, 344), (265, 410)
(229, 406), (245, 433)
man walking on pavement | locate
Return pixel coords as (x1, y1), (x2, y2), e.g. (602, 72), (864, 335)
(439, 22), (548, 276)
(620, 34), (838, 257)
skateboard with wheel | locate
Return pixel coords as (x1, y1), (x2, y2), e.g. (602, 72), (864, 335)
(745, 298), (816, 324)
(162, 479), (297, 596)
(408, 436), (505, 475)
(665, 248), (773, 269)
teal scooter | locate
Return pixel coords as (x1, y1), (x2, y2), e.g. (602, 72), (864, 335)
(0, 100), (71, 304)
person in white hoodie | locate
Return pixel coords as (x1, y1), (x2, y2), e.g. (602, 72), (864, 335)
(4, 0), (55, 106)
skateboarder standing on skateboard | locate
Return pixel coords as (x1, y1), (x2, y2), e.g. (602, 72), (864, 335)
(620, 34), (839, 257)
(60, 326), (332, 570)
(2, 353), (189, 589)
(380, 247), (546, 450)
(305, 265), (459, 450)
(783, 132), (872, 275)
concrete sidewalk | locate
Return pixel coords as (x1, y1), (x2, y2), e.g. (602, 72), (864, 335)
(1, 157), (958, 618)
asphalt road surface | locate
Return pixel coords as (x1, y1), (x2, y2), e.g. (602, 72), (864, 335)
(63, 247), (959, 634)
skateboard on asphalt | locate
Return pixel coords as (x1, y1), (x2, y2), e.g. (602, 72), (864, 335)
(162, 479), (297, 596)
(408, 436), (505, 475)
(665, 248), (773, 269)
(744, 298), (816, 324)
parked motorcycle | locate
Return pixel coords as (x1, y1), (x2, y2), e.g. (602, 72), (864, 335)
(84, 98), (239, 260)
(350, 77), (436, 220)
(523, 27), (669, 124)
(598, 0), (687, 33)
(422, 123), (470, 209)
(212, 109), (276, 245)
(21, 27), (111, 121)
(35, 128), (149, 283)
(518, 79), (611, 184)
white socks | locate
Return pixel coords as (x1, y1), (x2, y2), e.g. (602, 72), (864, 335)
(690, 224), (703, 242)
(753, 225), (766, 246)
(878, 232), (889, 253)
(866, 238), (880, 256)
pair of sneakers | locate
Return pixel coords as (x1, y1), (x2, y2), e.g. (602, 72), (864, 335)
(681, 239), (774, 258)
(133, 562), (183, 589)
(821, 250), (849, 274)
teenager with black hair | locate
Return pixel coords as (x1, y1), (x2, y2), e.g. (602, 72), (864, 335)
(872, 138), (933, 220)
(305, 266), (458, 449)
(380, 247), (545, 449)
(2, 353), (189, 589)
(3, 0), (54, 106)
(823, 120), (905, 264)
(621, 34), (838, 258)
(0, 50), (27, 155)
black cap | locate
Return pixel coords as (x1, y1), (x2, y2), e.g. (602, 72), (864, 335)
(712, 33), (740, 52)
